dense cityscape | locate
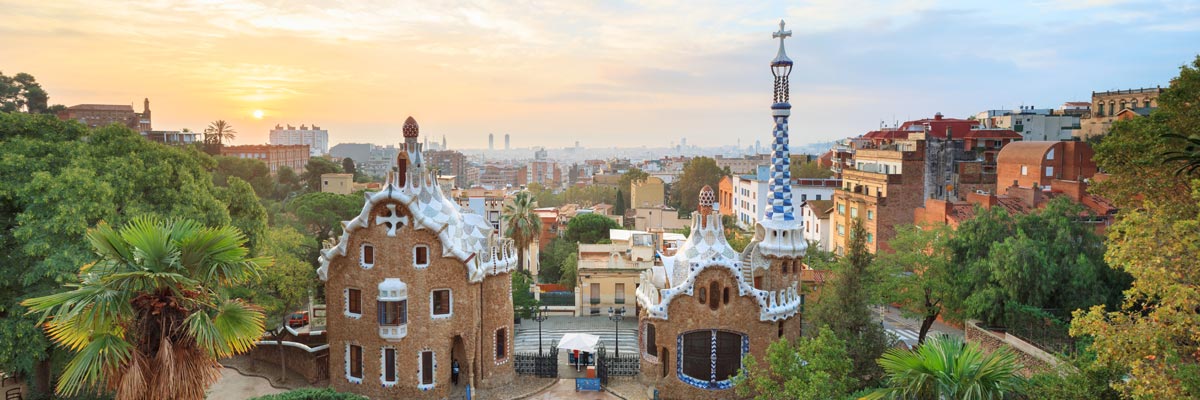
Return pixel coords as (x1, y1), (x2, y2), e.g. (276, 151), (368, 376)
(3, 2), (1200, 400)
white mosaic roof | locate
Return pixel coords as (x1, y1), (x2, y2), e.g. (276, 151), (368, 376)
(317, 143), (517, 283)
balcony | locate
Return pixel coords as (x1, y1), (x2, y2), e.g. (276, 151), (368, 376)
(379, 324), (407, 340)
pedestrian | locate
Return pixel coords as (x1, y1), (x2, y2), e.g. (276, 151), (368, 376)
(451, 358), (460, 385)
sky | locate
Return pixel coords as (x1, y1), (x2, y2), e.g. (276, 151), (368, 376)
(2, 0), (1198, 149)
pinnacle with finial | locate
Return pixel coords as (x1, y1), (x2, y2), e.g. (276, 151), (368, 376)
(772, 19), (792, 64)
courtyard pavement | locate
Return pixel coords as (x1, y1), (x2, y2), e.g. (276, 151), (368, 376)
(206, 367), (286, 400)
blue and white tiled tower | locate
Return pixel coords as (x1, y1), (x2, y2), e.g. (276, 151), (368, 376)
(750, 20), (807, 259)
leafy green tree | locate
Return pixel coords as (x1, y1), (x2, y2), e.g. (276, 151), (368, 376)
(274, 166), (303, 200)
(865, 335), (1023, 400)
(288, 192), (360, 246)
(614, 188), (626, 216)
(512, 272), (541, 319)
(733, 326), (857, 400)
(229, 225), (317, 384)
(791, 158), (834, 179)
(1071, 195), (1200, 398)
(213, 155), (274, 198)
(219, 177), (269, 254)
(0, 116), (232, 395)
(526, 183), (561, 208)
(558, 252), (579, 290)
(0, 71), (51, 113)
(300, 158), (343, 192)
(1025, 353), (1124, 400)
(22, 217), (269, 399)
(503, 191), (542, 274)
(876, 224), (953, 344)
(669, 157), (725, 215)
(537, 238), (577, 284)
(809, 219), (893, 388)
(563, 213), (620, 244)
(341, 157), (357, 177)
(561, 184), (617, 207)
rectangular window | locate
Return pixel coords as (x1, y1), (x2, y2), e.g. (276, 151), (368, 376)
(348, 288), (362, 315)
(851, 207), (858, 218)
(421, 351), (434, 385)
(414, 245), (429, 268)
(867, 210), (874, 220)
(1021, 165), (1028, 176)
(837, 224), (845, 236)
(837, 204), (845, 215)
(349, 345), (363, 379)
(1046, 166), (1054, 177)
(362, 244), (374, 266)
(378, 300), (407, 326)
(646, 324), (657, 357)
(496, 329), (507, 360)
(383, 348), (396, 383)
(432, 289), (451, 317)
(867, 233), (874, 243)
(615, 283), (625, 304)
(815, 194), (821, 200)
(801, 194), (807, 202)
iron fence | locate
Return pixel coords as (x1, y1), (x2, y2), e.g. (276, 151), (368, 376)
(1004, 307), (1076, 356)
(514, 347), (558, 378)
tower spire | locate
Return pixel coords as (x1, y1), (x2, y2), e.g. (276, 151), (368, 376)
(766, 19), (795, 222)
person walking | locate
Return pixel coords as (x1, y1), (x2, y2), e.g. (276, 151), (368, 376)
(451, 358), (461, 386)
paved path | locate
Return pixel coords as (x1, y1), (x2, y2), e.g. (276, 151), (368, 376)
(881, 305), (964, 347)
(515, 316), (639, 355)
(207, 367), (286, 400)
(523, 378), (621, 400)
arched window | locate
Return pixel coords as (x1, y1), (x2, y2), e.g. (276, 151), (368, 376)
(645, 323), (657, 357)
(708, 281), (720, 310)
(782, 261), (789, 274)
(698, 287), (707, 304)
(679, 330), (745, 389)
(722, 287), (730, 305)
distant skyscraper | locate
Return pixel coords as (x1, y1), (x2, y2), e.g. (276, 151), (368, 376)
(504, 134), (510, 150)
(489, 133), (494, 150)
(442, 135), (447, 150)
(681, 137), (688, 148)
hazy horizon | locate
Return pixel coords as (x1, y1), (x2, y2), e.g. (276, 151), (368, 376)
(3, 0), (1196, 149)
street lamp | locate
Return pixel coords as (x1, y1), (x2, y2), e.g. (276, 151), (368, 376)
(534, 305), (549, 356)
(608, 306), (626, 357)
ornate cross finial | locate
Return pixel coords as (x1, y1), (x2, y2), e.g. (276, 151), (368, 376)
(375, 204), (410, 237)
(772, 19), (791, 43)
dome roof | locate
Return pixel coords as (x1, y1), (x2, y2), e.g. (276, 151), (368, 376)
(403, 116), (419, 138)
(699, 185), (715, 208)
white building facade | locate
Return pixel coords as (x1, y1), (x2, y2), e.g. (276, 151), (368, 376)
(976, 107), (1079, 142)
(800, 200), (833, 253)
(270, 124), (330, 156)
(730, 165), (839, 230)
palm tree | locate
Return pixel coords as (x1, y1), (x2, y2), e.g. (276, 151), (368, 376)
(1163, 133), (1200, 176)
(865, 335), (1024, 400)
(502, 191), (542, 275)
(22, 217), (270, 400)
(204, 120), (237, 145)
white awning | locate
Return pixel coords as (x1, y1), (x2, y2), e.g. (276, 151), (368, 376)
(556, 333), (600, 353)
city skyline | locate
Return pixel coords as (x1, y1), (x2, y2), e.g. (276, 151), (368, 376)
(2, 0), (1197, 148)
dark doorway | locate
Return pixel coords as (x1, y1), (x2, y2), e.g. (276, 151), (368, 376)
(661, 348), (669, 378)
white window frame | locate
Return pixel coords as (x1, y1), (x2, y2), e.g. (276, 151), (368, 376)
(417, 349), (436, 390)
(430, 289), (453, 320)
(345, 343), (364, 384)
(381, 346), (398, 386)
(494, 327), (510, 365)
(344, 288), (362, 319)
(1021, 165), (1028, 176)
(360, 243), (375, 269)
(1046, 166), (1054, 177)
(413, 245), (430, 269)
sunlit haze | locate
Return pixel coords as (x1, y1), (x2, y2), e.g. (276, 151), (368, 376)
(3, 0), (1198, 149)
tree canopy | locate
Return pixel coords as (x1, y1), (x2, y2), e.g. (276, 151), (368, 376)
(875, 223), (954, 344)
(734, 326), (857, 400)
(669, 157), (725, 215)
(300, 157), (343, 192)
(0, 71), (53, 114)
(563, 213), (621, 244)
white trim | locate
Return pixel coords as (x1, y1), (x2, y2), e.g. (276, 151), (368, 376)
(381, 346), (398, 387)
(253, 340), (329, 352)
(494, 327), (510, 365)
(360, 243), (375, 269)
(430, 289), (453, 320)
(413, 245), (430, 269)
(345, 343), (363, 384)
(343, 288), (362, 319)
(417, 349), (436, 391)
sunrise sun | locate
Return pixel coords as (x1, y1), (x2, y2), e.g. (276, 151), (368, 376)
(252, 109), (264, 119)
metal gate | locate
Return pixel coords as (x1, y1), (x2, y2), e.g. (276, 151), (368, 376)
(514, 347), (558, 378)
(596, 344), (639, 385)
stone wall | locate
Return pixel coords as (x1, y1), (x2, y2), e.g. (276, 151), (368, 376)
(325, 199), (513, 399)
(245, 343), (330, 384)
(964, 320), (1059, 377)
(638, 267), (801, 400)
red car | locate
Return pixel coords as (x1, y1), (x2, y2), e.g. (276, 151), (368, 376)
(287, 311), (309, 327)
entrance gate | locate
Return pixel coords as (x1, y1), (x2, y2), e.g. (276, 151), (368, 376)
(596, 344), (640, 385)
